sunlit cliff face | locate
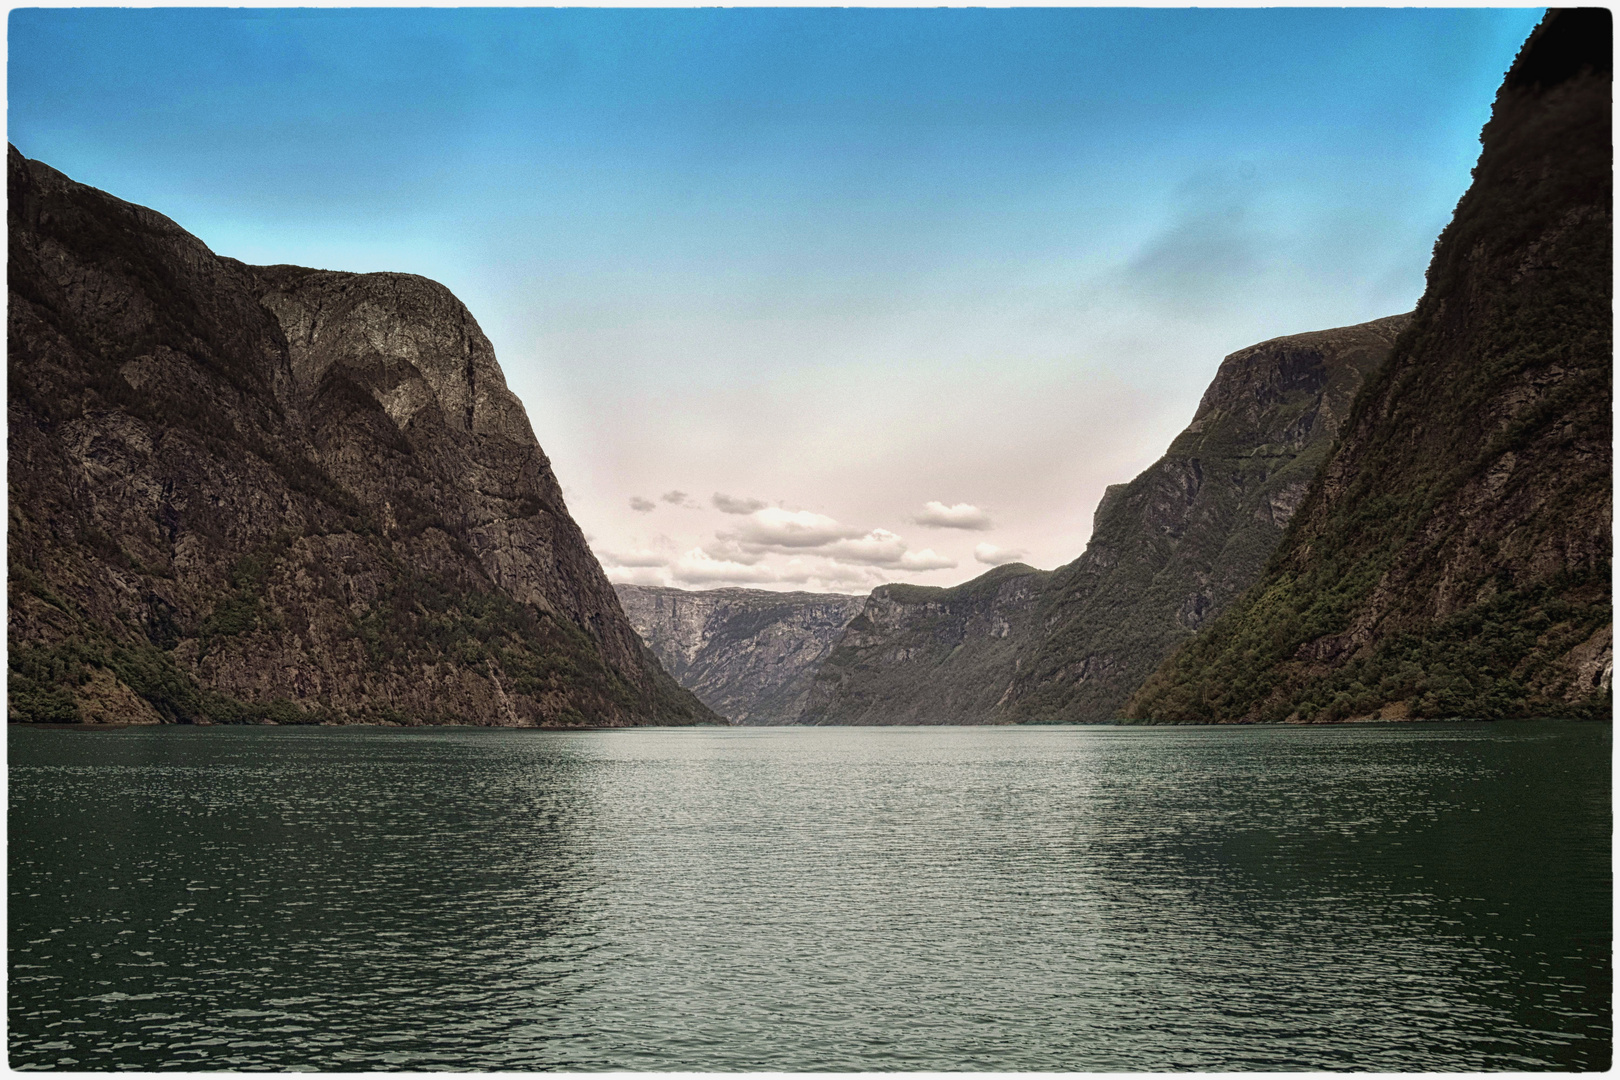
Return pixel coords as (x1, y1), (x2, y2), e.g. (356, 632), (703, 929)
(8, 7), (1545, 591)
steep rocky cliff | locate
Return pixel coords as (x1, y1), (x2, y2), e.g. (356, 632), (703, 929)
(1129, 9), (1611, 723)
(614, 584), (865, 723)
(8, 147), (715, 726)
(803, 315), (1408, 724)
(1004, 315), (1410, 722)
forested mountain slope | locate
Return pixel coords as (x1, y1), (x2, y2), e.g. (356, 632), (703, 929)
(1129, 9), (1612, 723)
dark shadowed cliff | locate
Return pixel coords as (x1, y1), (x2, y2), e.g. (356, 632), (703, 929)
(801, 315), (1407, 724)
(8, 147), (715, 726)
(614, 584), (866, 723)
(1129, 9), (1612, 723)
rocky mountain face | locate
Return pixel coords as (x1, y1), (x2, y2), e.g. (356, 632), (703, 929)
(614, 584), (865, 723)
(1129, 10), (1612, 723)
(799, 563), (1051, 724)
(801, 315), (1408, 724)
(8, 147), (715, 726)
(1004, 315), (1411, 722)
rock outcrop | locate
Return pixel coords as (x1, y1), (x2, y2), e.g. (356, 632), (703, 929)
(1129, 9), (1611, 723)
(800, 315), (1407, 724)
(614, 584), (865, 723)
(8, 147), (715, 726)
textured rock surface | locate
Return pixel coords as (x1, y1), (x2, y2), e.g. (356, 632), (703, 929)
(614, 584), (865, 723)
(799, 563), (1050, 725)
(1003, 314), (1411, 722)
(803, 316), (1408, 724)
(8, 147), (715, 727)
(1130, 10), (1612, 723)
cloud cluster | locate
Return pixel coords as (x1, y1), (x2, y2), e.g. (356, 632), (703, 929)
(668, 548), (780, 584)
(727, 508), (862, 550)
(598, 503), (962, 589)
(718, 510), (958, 572)
(913, 501), (993, 531)
(823, 529), (956, 571)
(630, 490), (708, 514)
(600, 546), (670, 568)
(604, 547), (885, 590)
(712, 492), (768, 515)
(974, 542), (1028, 566)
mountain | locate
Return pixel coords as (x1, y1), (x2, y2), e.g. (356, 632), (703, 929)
(613, 584), (865, 723)
(7, 146), (715, 727)
(801, 315), (1409, 724)
(1129, 10), (1612, 724)
(799, 562), (1051, 724)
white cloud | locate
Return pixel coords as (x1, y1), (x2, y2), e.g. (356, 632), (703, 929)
(700, 507), (968, 575)
(974, 542), (1029, 566)
(820, 528), (957, 571)
(804, 562), (883, 589)
(598, 547), (670, 569)
(608, 501), (967, 589)
(628, 496), (656, 513)
(670, 548), (781, 585)
(713, 492), (768, 515)
(773, 557), (889, 590)
(766, 561), (814, 585)
(913, 501), (993, 530)
(823, 528), (907, 565)
(727, 507), (865, 550)
(897, 548), (957, 571)
(607, 551), (881, 593)
(699, 537), (769, 566)
(605, 565), (668, 587)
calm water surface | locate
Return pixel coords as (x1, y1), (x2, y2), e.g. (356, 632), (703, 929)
(9, 721), (1611, 1070)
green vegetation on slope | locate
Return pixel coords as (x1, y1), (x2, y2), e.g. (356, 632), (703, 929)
(1005, 322), (1404, 723)
(802, 316), (1406, 726)
(1129, 10), (1612, 724)
(7, 522), (692, 727)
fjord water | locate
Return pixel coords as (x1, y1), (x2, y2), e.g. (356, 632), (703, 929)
(9, 723), (1610, 1071)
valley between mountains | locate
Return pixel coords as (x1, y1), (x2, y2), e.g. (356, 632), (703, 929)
(8, 10), (1610, 728)
(622, 11), (1612, 726)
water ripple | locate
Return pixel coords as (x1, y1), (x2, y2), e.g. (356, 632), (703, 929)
(8, 721), (1611, 1070)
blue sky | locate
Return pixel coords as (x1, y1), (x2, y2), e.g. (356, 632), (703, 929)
(9, 7), (1546, 591)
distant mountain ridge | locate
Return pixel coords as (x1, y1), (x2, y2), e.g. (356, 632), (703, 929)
(613, 584), (865, 723)
(1129, 9), (1612, 723)
(8, 146), (714, 726)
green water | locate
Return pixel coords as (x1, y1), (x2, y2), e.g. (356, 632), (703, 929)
(8, 721), (1611, 1070)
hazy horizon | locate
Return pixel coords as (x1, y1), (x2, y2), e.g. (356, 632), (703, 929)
(8, 6), (1545, 593)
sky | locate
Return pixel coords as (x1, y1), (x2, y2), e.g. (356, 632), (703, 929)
(8, 6), (1546, 593)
